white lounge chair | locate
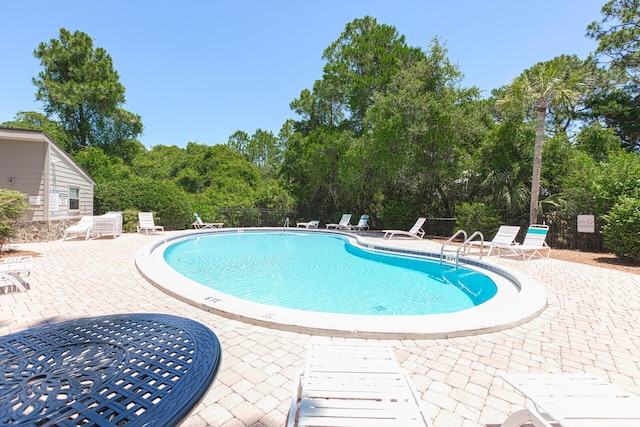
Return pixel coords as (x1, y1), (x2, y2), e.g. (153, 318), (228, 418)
(349, 214), (370, 231)
(137, 212), (164, 235)
(63, 216), (94, 240)
(192, 213), (224, 229)
(495, 224), (550, 259)
(500, 373), (640, 427)
(468, 225), (521, 256)
(296, 220), (319, 229)
(383, 217), (426, 239)
(0, 256), (32, 293)
(325, 214), (352, 230)
(287, 342), (432, 427)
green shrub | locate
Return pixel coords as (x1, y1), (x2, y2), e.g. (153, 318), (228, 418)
(454, 202), (503, 240)
(602, 196), (640, 261)
(0, 189), (31, 251)
(121, 209), (139, 233)
(380, 200), (422, 229)
(94, 177), (193, 230)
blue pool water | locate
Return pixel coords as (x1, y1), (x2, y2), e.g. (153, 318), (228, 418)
(163, 232), (498, 315)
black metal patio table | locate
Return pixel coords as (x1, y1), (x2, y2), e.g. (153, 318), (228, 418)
(0, 313), (222, 426)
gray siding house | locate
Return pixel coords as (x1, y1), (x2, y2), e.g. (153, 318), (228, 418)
(0, 128), (96, 241)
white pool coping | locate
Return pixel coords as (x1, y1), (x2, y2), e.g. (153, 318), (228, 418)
(135, 228), (547, 338)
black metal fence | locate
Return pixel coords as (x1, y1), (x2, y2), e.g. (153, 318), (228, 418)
(217, 211), (606, 253)
(219, 209), (293, 228)
(424, 217), (457, 238)
(546, 216), (605, 252)
(423, 217), (606, 252)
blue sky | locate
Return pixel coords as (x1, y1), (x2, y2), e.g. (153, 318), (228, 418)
(0, 1), (604, 148)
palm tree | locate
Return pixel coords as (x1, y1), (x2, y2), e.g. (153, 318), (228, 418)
(497, 55), (590, 225)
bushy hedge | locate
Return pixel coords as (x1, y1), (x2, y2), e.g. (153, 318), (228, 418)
(0, 189), (31, 251)
(94, 177), (193, 230)
(454, 202), (503, 240)
(380, 200), (424, 230)
(602, 196), (640, 261)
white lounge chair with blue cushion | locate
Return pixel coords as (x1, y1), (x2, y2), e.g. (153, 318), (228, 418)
(383, 217), (426, 239)
(192, 213), (224, 229)
(500, 373), (640, 426)
(325, 214), (352, 230)
(496, 224), (550, 259)
(288, 342), (432, 427)
(349, 214), (370, 231)
(296, 220), (320, 229)
(137, 212), (164, 235)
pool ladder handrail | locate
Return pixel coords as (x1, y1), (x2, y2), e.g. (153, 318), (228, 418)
(282, 217), (289, 232)
(463, 231), (484, 259)
(440, 230), (485, 268)
(440, 230), (467, 269)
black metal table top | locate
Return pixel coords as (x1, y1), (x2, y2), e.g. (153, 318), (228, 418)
(0, 313), (222, 426)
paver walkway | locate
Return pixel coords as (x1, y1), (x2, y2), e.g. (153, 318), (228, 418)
(2, 231), (639, 427)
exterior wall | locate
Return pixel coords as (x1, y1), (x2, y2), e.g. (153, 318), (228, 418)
(48, 143), (94, 219)
(0, 128), (96, 242)
(0, 138), (46, 221)
(13, 218), (78, 243)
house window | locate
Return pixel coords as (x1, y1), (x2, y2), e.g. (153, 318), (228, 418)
(69, 188), (79, 210)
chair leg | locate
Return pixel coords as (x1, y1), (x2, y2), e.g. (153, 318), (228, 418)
(500, 408), (554, 427)
(1, 272), (29, 293)
(286, 368), (303, 427)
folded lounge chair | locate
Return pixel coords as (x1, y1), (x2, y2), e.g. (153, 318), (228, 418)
(287, 342), (432, 427)
(63, 216), (94, 240)
(500, 373), (640, 426)
(495, 224), (550, 259)
(0, 256), (32, 293)
(325, 214), (352, 230)
(296, 220), (320, 229)
(349, 214), (370, 231)
(383, 217), (426, 240)
(92, 212), (122, 238)
(192, 213), (224, 229)
(137, 212), (164, 235)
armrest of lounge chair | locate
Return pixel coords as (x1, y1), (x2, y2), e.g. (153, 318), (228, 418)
(0, 256), (32, 274)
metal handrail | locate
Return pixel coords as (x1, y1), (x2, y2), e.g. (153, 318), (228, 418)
(440, 230), (468, 268)
(462, 231), (484, 258)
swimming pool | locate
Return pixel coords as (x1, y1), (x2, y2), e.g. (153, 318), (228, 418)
(135, 228), (547, 338)
(163, 232), (497, 315)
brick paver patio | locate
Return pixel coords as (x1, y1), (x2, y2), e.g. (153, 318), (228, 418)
(2, 231), (639, 426)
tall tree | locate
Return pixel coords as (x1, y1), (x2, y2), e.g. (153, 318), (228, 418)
(472, 114), (533, 221)
(586, 0), (640, 150)
(227, 128), (283, 174)
(497, 55), (591, 225)
(1, 111), (73, 151)
(365, 39), (488, 216)
(310, 16), (423, 134)
(285, 16), (425, 217)
(33, 29), (142, 153)
(588, 0), (640, 84)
